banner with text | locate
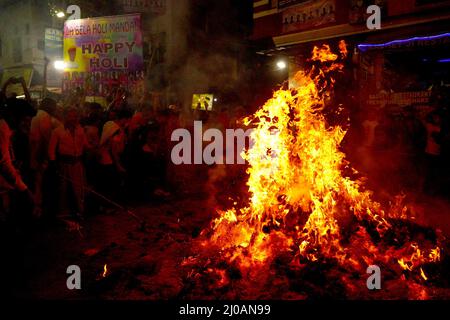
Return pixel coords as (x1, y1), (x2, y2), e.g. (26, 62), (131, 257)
(45, 28), (63, 59)
(63, 14), (144, 96)
(63, 14), (143, 73)
(282, 0), (336, 33)
(120, 0), (166, 14)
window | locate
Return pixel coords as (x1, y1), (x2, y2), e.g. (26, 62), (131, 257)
(13, 38), (22, 63)
(37, 39), (44, 51)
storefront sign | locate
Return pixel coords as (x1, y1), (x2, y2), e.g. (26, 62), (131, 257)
(367, 91), (431, 107)
(358, 33), (450, 52)
(120, 0), (166, 14)
(282, 0), (336, 33)
(45, 28), (63, 59)
(192, 94), (214, 111)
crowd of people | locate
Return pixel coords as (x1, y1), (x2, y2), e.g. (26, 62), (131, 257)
(0, 78), (249, 231)
(348, 87), (450, 197)
(0, 79), (184, 228)
(2, 74), (450, 232)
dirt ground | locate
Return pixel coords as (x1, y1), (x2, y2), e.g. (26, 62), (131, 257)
(3, 186), (449, 300)
(2, 154), (450, 300)
(6, 195), (204, 299)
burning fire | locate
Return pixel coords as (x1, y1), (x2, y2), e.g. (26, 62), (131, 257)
(201, 41), (442, 286)
(103, 264), (108, 278)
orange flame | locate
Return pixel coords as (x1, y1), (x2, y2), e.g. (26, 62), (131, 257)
(398, 244), (440, 272)
(420, 268), (428, 281)
(339, 40), (348, 58)
(103, 264), (108, 278)
(206, 41), (441, 279)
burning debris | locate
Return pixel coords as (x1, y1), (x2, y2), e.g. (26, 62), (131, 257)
(182, 42), (447, 299)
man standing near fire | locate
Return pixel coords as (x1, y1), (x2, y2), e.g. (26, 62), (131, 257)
(30, 98), (62, 218)
(49, 107), (88, 221)
(97, 109), (132, 203)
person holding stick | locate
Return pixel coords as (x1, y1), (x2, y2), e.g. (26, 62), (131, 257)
(48, 107), (88, 221)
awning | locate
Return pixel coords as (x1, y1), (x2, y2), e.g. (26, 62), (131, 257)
(273, 11), (450, 48)
(358, 32), (450, 52)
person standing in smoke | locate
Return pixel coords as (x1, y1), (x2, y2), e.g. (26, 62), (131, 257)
(97, 109), (132, 204)
(29, 98), (62, 218)
(48, 108), (88, 222)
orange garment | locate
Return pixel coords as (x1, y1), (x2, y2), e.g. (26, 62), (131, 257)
(30, 110), (62, 168)
(48, 125), (87, 160)
(57, 161), (85, 216)
(48, 125), (87, 217)
(98, 121), (125, 165)
(129, 112), (144, 136)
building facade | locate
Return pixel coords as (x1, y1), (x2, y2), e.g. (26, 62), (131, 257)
(0, 0), (56, 97)
(252, 0), (450, 113)
(0, 0), (254, 110)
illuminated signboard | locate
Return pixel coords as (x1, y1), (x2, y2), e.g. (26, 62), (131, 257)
(192, 94), (214, 111)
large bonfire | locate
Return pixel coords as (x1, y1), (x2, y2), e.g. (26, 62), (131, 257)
(184, 42), (445, 299)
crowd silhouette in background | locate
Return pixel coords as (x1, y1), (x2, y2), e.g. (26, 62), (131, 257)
(0, 77), (249, 230)
(344, 85), (450, 198)
(1, 76), (450, 231)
